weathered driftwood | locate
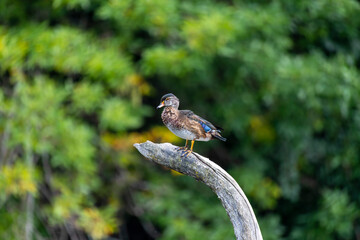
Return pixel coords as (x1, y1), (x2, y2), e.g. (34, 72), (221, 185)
(134, 141), (263, 240)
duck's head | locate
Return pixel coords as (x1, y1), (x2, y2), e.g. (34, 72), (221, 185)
(157, 93), (179, 109)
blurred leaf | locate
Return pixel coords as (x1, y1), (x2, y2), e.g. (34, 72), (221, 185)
(78, 207), (118, 239)
(71, 82), (105, 113)
(0, 162), (37, 197)
(100, 98), (150, 132)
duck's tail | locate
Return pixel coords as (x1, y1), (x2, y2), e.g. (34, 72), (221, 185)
(212, 130), (227, 142)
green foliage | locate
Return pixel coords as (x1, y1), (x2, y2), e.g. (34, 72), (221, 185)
(290, 189), (359, 240)
(97, 0), (179, 36)
(0, 162), (37, 197)
(52, 0), (91, 9)
(258, 215), (284, 240)
(101, 98), (148, 131)
(1, 0), (360, 239)
(0, 3), (147, 237)
(231, 165), (281, 210)
(318, 189), (358, 237)
(0, 25), (133, 89)
(142, 46), (194, 76)
(71, 82), (105, 113)
(136, 171), (235, 240)
(182, 9), (237, 55)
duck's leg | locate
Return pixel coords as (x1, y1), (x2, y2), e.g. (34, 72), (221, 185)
(181, 140), (194, 157)
(176, 140), (188, 151)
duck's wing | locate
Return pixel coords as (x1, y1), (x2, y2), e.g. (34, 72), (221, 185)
(180, 110), (219, 132)
(179, 110), (227, 142)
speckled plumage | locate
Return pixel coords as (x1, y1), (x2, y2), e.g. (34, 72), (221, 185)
(157, 93), (226, 155)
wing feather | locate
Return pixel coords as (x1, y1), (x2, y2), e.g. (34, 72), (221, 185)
(180, 110), (220, 132)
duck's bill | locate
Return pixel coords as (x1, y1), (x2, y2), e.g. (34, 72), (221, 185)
(157, 101), (165, 109)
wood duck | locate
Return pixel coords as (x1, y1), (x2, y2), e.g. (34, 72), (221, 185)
(157, 93), (226, 156)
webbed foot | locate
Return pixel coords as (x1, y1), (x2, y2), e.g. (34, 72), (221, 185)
(176, 146), (188, 151)
(180, 149), (192, 157)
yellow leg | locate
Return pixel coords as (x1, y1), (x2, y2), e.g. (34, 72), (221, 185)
(190, 140), (194, 151)
(185, 139), (188, 148)
(182, 140), (195, 157)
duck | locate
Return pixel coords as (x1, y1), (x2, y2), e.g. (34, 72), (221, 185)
(157, 93), (226, 156)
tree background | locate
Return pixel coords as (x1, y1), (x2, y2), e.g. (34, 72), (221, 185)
(0, 0), (360, 239)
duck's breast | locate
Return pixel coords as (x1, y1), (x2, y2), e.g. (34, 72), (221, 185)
(167, 124), (197, 140)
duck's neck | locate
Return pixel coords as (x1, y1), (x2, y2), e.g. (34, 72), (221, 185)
(161, 106), (179, 124)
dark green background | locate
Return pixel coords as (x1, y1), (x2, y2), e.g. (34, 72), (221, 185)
(0, 0), (359, 239)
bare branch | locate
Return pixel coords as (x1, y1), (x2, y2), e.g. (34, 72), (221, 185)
(134, 141), (263, 240)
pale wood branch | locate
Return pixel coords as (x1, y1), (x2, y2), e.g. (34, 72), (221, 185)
(134, 141), (263, 240)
